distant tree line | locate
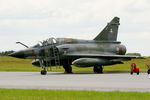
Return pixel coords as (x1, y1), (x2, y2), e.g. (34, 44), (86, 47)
(0, 50), (14, 56)
(126, 53), (141, 56)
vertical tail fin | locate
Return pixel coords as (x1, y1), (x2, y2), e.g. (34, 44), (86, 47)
(94, 17), (120, 41)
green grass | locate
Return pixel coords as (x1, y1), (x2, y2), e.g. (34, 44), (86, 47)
(0, 56), (39, 71)
(0, 89), (149, 100)
(0, 56), (150, 72)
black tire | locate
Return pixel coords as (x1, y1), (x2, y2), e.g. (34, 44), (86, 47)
(130, 72), (133, 75)
(63, 65), (72, 73)
(137, 72), (139, 75)
(147, 70), (150, 74)
(41, 70), (47, 75)
(93, 66), (103, 73)
(93, 66), (97, 73)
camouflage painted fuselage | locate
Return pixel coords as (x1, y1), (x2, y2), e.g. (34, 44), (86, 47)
(28, 38), (127, 67)
(8, 17), (139, 73)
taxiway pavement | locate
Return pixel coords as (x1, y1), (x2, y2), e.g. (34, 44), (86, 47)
(0, 72), (150, 92)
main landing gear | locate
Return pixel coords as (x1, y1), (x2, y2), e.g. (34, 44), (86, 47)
(93, 66), (103, 73)
(63, 64), (72, 74)
(148, 70), (150, 74)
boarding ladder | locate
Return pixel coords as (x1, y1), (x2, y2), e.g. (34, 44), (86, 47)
(43, 38), (60, 71)
(52, 44), (60, 69)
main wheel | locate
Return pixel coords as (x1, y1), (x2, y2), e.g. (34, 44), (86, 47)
(93, 66), (103, 73)
(137, 72), (139, 75)
(41, 70), (47, 75)
(63, 64), (72, 73)
(147, 70), (150, 74)
(130, 72), (133, 75)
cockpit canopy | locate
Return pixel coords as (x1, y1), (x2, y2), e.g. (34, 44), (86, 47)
(32, 38), (57, 48)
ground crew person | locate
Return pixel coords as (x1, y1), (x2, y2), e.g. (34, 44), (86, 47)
(130, 63), (140, 75)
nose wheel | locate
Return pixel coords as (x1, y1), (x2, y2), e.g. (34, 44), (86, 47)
(41, 70), (47, 75)
(39, 59), (47, 75)
(41, 67), (47, 75)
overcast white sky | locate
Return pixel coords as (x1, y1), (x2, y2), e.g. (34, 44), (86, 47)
(0, 0), (149, 56)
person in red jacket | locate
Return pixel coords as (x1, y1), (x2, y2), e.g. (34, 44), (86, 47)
(130, 63), (140, 75)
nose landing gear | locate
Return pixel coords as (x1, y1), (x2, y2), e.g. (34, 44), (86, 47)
(39, 59), (47, 75)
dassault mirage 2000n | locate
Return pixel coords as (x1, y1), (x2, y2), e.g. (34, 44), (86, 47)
(8, 17), (139, 75)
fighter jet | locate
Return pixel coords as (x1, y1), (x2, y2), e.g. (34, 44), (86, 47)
(8, 17), (139, 75)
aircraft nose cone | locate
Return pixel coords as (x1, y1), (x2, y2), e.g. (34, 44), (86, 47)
(8, 51), (25, 58)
